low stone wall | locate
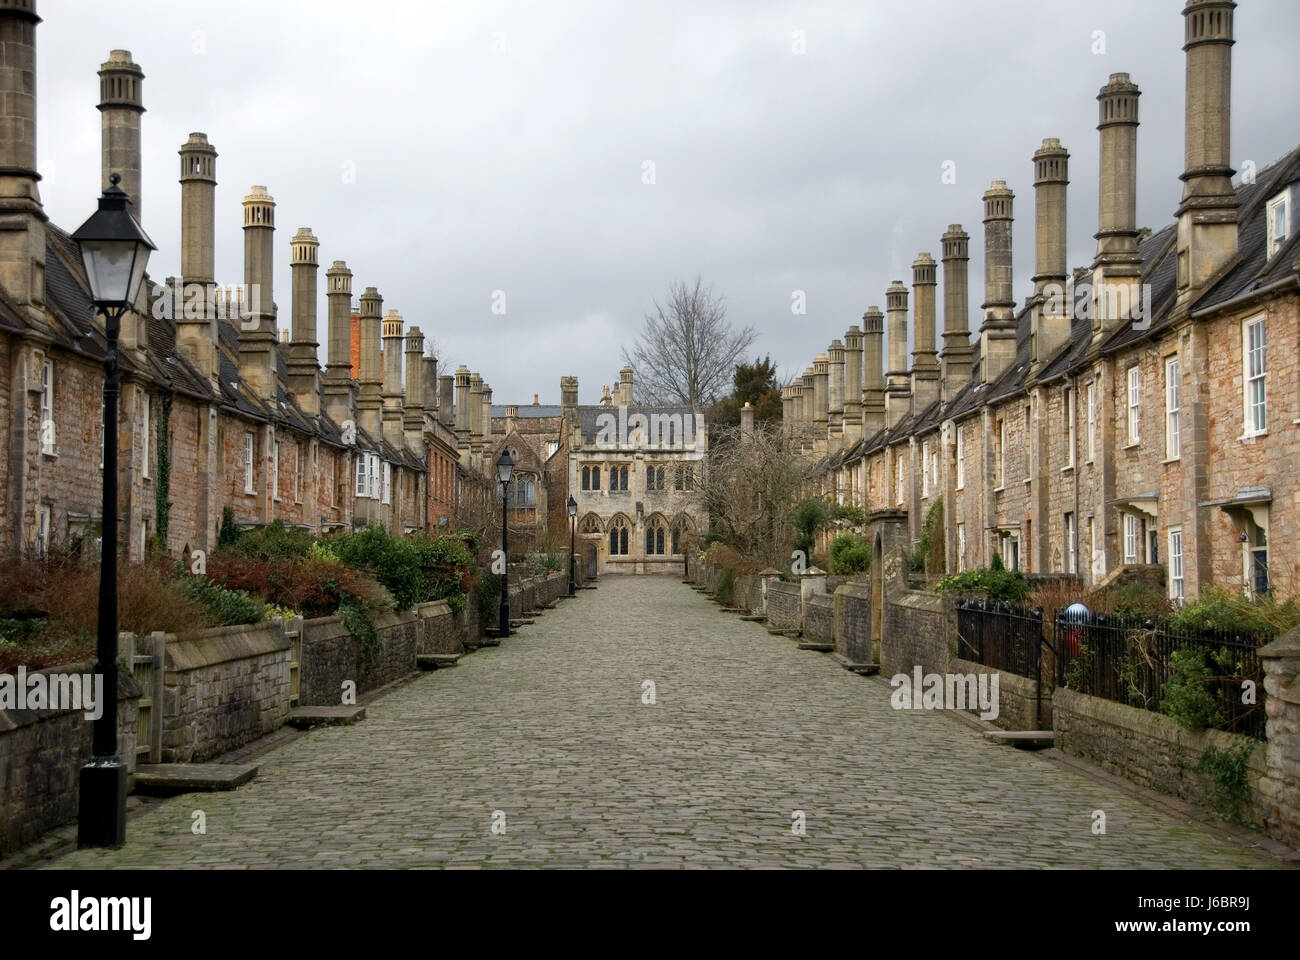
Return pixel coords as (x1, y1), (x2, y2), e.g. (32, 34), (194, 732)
(765, 580), (802, 633)
(950, 656), (1046, 730)
(162, 620), (292, 763)
(298, 608), (419, 706)
(415, 600), (461, 655)
(834, 583), (873, 665)
(0, 659), (141, 858)
(1260, 631), (1300, 848)
(1054, 687), (1273, 835)
(803, 594), (834, 646)
(881, 589), (951, 678)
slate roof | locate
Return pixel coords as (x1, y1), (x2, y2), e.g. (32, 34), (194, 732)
(574, 404), (697, 443)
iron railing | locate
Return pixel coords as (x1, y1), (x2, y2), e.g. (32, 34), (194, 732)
(955, 599), (1050, 727)
(1055, 611), (1267, 738)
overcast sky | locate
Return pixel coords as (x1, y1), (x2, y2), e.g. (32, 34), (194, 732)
(38, 0), (1300, 406)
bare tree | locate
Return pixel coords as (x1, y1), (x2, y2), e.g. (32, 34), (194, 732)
(622, 277), (756, 407)
(694, 421), (819, 569)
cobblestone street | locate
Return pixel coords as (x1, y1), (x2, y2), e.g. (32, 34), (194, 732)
(47, 577), (1275, 869)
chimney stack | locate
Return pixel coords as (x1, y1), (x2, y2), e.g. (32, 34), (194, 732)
(828, 339), (845, 444)
(381, 309), (405, 446)
(1176, 0), (1238, 302)
(323, 261), (352, 424)
(404, 326), (425, 451)
(1031, 138), (1071, 373)
(940, 225), (973, 401)
(421, 350), (437, 417)
(468, 373), (484, 452)
(176, 132), (218, 382)
(980, 181), (1017, 384)
(97, 50), (144, 221)
(439, 374), (454, 429)
(454, 366), (471, 454)
(884, 281), (911, 427)
(862, 307), (886, 434)
(911, 253), (939, 411)
(0, 0), (45, 321)
(812, 355), (829, 442)
(842, 325), (863, 442)
(619, 366), (634, 405)
(287, 228), (320, 415)
(1091, 74), (1142, 345)
(355, 287), (383, 437)
(480, 384), (493, 447)
(238, 185), (276, 399)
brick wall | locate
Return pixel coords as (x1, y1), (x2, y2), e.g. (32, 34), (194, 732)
(0, 661), (141, 857)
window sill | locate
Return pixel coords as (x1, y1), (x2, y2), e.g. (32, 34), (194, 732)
(1238, 431), (1267, 442)
(1161, 456), (1181, 465)
(1061, 465), (1075, 474)
(42, 450), (56, 459)
(993, 486), (1005, 494)
(1123, 441), (1140, 450)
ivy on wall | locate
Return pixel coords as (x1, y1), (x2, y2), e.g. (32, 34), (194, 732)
(154, 392), (172, 550)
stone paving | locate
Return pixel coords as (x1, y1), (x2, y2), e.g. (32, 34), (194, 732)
(46, 577), (1275, 869)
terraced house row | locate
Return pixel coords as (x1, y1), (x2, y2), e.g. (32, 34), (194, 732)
(0, 1), (507, 562)
(785, 0), (1297, 602)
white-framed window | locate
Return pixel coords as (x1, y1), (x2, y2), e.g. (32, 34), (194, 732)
(1266, 191), (1290, 258)
(244, 433), (255, 494)
(895, 453), (904, 505)
(271, 440), (280, 502)
(1123, 512), (1139, 564)
(37, 503), (51, 558)
(295, 441), (305, 503)
(1086, 379), (1097, 462)
(1065, 511), (1076, 574)
(1126, 366), (1140, 443)
(1168, 526), (1185, 603)
(1000, 531), (1020, 571)
(1064, 386), (1075, 468)
(1024, 404), (1032, 480)
(921, 440), (931, 497)
(1164, 356), (1180, 460)
(955, 424), (965, 490)
(355, 454), (367, 497)
(1243, 315), (1266, 436)
(382, 461), (392, 505)
(368, 454), (380, 500)
(40, 358), (54, 455)
(141, 392), (151, 479)
(957, 522), (966, 572)
(996, 417), (1006, 487)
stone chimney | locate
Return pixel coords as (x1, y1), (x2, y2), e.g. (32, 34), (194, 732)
(238, 185), (276, 400)
(1031, 138), (1070, 374)
(323, 261), (352, 424)
(97, 50), (144, 221)
(740, 401), (754, 437)
(468, 373), (484, 451)
(454, 366), (471, 450)
(862, 307), (886, 434)
(940, 225), (973, 401)
(911, 253), (939, 411)
(287, 228), (320, 415)
(0, 0), (44, 323)
(799, 368), (814, 444)
(828, 339), (845, 443)
(561, 375), (579, 425)
(619, 365), (634, 405)
(1176, 0), (1238, 303)
(403, 326), (424, 451)
(980, 181), (1017, 384)
(439, 374), (454, 430)
(381, 309), (404, 446)
(1091, 74), (1142, 345)
(885, 282), (911, 427)
(505, 404), (518, 435)
(421, 350), (437, 418)
(812, 354), (829, 436)
(480, 384), (493, 447)
(355, 287), (383, 438)
(176, 132), (218, 383)
(842, 325), (863, 442)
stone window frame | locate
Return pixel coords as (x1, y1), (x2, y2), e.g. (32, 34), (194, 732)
(994, 416), (1006, 490)
(608, 514), (630, 555)
(1164, 355), (1181, 461)
(1266, 190), (1290, 259)
(354, 452), (367, 498)
(36, 503), (51, 558)
(1242, 313), (1267, 438)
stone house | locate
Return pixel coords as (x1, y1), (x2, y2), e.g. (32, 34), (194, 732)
(790, 0), (1297, 603)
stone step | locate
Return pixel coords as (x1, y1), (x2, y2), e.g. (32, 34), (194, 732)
(287, 705), (366, 729)
(797, 640), (834, 652)
(831, 653), (880, 675)
(416, 653), (462, 671)
(720, 607), (748, 613)
(739, 615), (766, 622)
(133, 762), (260, 795)
(983, 730), (1055, 749)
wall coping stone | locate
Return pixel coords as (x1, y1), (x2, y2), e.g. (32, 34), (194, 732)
(0, 659), (142, 733)
(166, 620), (290, 673)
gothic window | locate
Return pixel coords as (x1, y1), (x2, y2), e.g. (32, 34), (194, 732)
(592, 465), (601, 490)
(645, 517), (668, 555)
(582, 466), (590, 490)
(608, 515), (630, 555)
(579, 514), (602, 535)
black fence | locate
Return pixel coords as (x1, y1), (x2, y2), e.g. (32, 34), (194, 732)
(1054, 611), (1267, 739)
(955, 599), (1050, 727)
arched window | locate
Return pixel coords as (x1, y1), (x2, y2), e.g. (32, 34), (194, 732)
(580, 514), (602, 535)
(609, 516), (630, 555)
(656, 466), (665, 490)
(672, 527), (680, 554)
(645, 516), (668, 555)
(618, 466), (629, 490)
(582, 466), (590, 490)
(592, 465), (601, 490)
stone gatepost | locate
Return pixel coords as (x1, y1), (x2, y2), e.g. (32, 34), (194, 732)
(799, 566), (827, 604)
(757, 567), (782, 615)
(1259, 628), (1300, 849)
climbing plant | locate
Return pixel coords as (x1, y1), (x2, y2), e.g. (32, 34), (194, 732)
(153, 393), (172, 550)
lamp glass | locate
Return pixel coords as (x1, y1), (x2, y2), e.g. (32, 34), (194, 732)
(496, 450), (514, 485)
(567, 496), (577, 518)
(79, 239), (149, 307)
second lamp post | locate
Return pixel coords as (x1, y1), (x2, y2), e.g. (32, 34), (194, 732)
(567, 495), (577, 596)
(496, 449), (514, 638)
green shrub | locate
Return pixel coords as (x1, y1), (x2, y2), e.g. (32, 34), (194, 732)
(180, 575), (266, 626)
(790, 498), (829, 560)
(330, 525), (473, 611)
(716, 567), (735, 604)
(830, 532), (872, 574)
(1160, 646), (1225, 732)
(935, 566), (1031, 604)
(1197, 742), (1260, 824)
(1167, 587), (1299, 638)
(217, 506), (241, 548)
(476, 571), (501, 627)
(338, 597), (381, 681)
(919, 498), (945, 574)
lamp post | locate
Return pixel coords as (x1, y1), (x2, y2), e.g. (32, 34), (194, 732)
(567, 495), (578, 596)
(71, 172), (156, 849)
(496, 449), (514, 638)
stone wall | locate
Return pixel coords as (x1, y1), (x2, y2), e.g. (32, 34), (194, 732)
(765, 580), (802, 633)
(834, 583), (873, 665)
(0, 659), (141, 858)
(1053, 687), (1274, 835)
(803, 594), (834, 646)
(415, 600), (462, 655)
(950, 656), (1045, 730)
(298, 608), (419, 706)
(161, 620), (292, 763)
(1259, 630), (1300, 848)
(881, 589), (951, 679)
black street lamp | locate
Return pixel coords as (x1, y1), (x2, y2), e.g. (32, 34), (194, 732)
(567, 495), (578, 596)
(495, 449), (514, 638)
(71, 172), (156, 849)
